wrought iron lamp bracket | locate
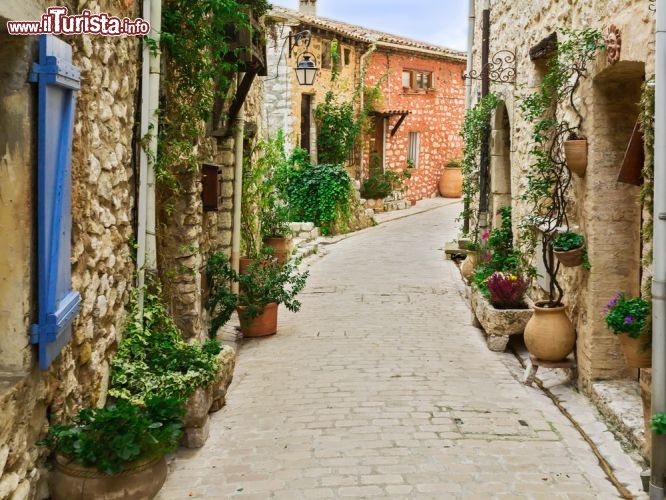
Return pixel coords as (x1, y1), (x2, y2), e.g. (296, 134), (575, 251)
(463, 49), (517, 84)
(288, 29), (312, 56)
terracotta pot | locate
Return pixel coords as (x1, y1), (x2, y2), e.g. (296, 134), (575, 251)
(460, 251), (477, 281)
(563, 139), (587, 177)
(618, 334), (652, 368)
(263, 236), (292, 265)
(239, 257), (257, 275)
(438, 166), (463, 198)
(237, 302), (278, 337)
(50, 455), (167, 500)
(524, 302), (576, 361)
(553, 247), (584, 267)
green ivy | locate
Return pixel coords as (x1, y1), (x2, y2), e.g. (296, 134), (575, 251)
(459, 93), (498, 239)
(279, 155), (354, 236)
(156, 0), (270, 186)
(109, 281), (222, 403)
(314, 91), (362, 166)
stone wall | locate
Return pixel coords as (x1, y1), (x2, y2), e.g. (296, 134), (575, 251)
(364, 50), (466, 201)
(470, 0), (655, 385)
(159, 74), (266, 342)
(0, 1), (141, 498)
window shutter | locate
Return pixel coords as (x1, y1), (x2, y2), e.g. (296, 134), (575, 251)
(29, 35), (81, 370)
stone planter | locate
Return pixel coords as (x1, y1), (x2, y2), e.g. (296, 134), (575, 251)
(182, 345), (236, 448)
(470, 288), (533, 352)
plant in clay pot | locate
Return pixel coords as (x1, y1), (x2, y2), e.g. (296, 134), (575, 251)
(206, 250), (309, 337)
(603, 292), (651, 368)
(551, 231), (591, 269)
(41, 397), (184, 500)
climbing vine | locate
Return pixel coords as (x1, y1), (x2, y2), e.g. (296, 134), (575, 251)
(518, 28), (604, 305)
(157, 0), (270, 185)
(459, 92), (498, 240)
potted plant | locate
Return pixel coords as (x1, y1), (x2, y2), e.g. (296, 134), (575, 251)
(603, 292), (651, 368)
(261, 195), (293, 264)
(471, 271), (533, 352)
(41, 396), (184, 500)
(518, 28), (604, 361)
(206, 251), (309, 337)
(551, 230), (590, 268)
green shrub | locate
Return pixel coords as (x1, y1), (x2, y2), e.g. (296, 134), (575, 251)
(41, 396), (184, 474)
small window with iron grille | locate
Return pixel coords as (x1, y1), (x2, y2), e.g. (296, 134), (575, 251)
(408, 132), (420, 167)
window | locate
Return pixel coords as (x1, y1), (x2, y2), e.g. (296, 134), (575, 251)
(408, 132), (420, 167)
(321, 40), (332, 69)
(402, 69), (434, 91)
(344, 48), (351, 66)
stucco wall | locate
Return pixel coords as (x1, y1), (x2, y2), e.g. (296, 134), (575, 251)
(364, 50), (466, 201)
(470, 0), (655, 385)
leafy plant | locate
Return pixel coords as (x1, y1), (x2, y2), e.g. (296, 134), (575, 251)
(360, 170), (409, 199)
(109, 282), (222, 401)
(518, 28), (604, 306)
(486, 272), (529, 309)
(41, 397), (185, 474)
(279, 157), (354, 236)
(603, 292), (650, 339)
(552, 231), (584, 251)
(651, 413), (666, 435)
(314, 91), (362, 166)
(206, 251), (309, 334)
(459, 93), (498, 238)
(157, 0), (270, 184)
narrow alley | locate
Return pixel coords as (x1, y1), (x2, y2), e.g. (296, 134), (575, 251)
(158, 201), (647, 499)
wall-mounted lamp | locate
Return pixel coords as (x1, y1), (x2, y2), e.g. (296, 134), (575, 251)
(288, 29), (319, 86)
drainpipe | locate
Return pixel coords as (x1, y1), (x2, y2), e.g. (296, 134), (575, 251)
(477, 0), (491, 234)
(465, 0), (475, 110)
(462, 0), (476, 234)
(137, 0), (161, 312)
(651, 0), (666, 497)
(230, 73), (246, 294)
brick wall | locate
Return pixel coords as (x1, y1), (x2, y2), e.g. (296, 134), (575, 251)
(364, 50), (466, 201)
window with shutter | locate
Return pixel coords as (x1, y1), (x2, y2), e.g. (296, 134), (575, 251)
(28, 35), (81, 370)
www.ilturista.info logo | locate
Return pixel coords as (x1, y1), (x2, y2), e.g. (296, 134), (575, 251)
(7, 7), (150, 36)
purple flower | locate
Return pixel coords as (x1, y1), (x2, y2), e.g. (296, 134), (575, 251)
(623, 316), (635, 324)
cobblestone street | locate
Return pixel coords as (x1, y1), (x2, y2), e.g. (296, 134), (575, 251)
(158, 200), (647, 499)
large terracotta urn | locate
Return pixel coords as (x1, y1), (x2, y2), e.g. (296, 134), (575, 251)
(50, 455), (167, 500)
(524, 302), (576, 361)
(438, 165), (463, 198)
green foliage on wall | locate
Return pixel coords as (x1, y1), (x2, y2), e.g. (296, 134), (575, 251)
(459, 92), (498, 239)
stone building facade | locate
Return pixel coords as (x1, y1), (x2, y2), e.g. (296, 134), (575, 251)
(265, 1), (466, 202)
(0, 1), (140, 497)
(0, 1), (265, 498)
(468, 0), (655, 455)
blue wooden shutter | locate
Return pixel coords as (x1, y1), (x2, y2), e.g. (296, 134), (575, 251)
(29, 35), (81, 370)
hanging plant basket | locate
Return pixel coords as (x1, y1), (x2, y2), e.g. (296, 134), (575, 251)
(553, 247), (584, 267)
(563, 138), (588, 177)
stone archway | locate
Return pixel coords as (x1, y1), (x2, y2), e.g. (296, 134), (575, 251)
(578, 61), (645, 383)
(489, 102), (512, 228)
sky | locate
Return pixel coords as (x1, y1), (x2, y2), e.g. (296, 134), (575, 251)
(271, 0), (469, 52)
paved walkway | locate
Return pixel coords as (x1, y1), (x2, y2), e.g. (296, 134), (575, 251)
(158, 200), (646, 499)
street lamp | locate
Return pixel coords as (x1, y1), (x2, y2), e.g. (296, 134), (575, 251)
(288, 29), (318, 86)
